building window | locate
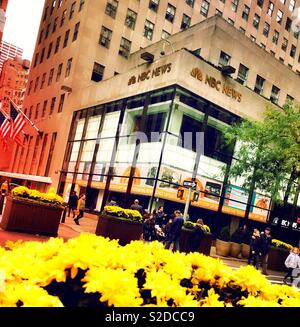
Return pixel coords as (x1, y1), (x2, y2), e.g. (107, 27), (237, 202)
(257, 0), (264, 7)
(294, 26), (300, 39)
(228, 18), (234, 25)
(218, 51), (231, 67)
(45, 132), (57, 176)
(40, 48), (45, 64)
(270, 85), (280, 104)
(99, 26), (112, 48)
(55, 36), (61, 53)
(260, 43), (266, 49)
(192, 48), (201, 57)
(250, 35), (256, 42)
(279, 57), (284, 63)
(286, 94), (294, 102)
(263, 22), (270, 37)
(38, 29), (44, 44)
(254, 75), (265, 95)
(242, 5), (249, 21)
(200, 1), (210, 17)
(65, 58), (73, 77)
(298, 54), (300, 63)
(42, 100), (48, 117)
(47, 42), (53, 59)
(239, 27), (246, 34)
(61, 9), (67, 27)
(125, 9), (137, 30)
(215, 9), (222, 16)
(285, 17), (292, 31)
(50, 0), (56, 15)
(181, 14), (191, 30)
(290, 44), (296, 58)
(45, 23), (51, 39)
(119, 37), (131, 59)
(281, 37), (288, 51)
(289, 0), (295, 11)
(33, 53), (39, 67)
(91, 62), (105, 82)
(63, 30), (70, 48)
(144, 20), (154, 40)
(161, 30), (170, 39)
(267, 1), (274, 16)
(280, 0), (285, 3)
(79, 0), (85, 12)
(236, 63), (249, 85)
(35, 103), (40, 120)
(186, 0), (194, 7)
(43, 6), (49, 21)
(149, 0), (159, 12)
(276, 9), (283, 24)
(27, 81), (33, 95)
(73, 22), (80, 41)
(69, 2), (76, 20)
(272, 30), (279, 44)
(29, 106), (33, 119)
(52, 17), (58, 33)
(253, 14), (260, 29)
(166, 4), (176, 22)
(34, 77), (40, 92)
(50, 98), (56, 115)
(58, 0), (62, 7)
(105, 0), (118, 19)
(48, 68), (54, 86)
(270, 50), (275, 56)
(231, 0), (238, 12)
(58, 94), (65, 113)
(40, 73), (46, 89)
(56, 63), (63, 82)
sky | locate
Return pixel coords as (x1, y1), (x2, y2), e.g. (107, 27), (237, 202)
(2, 0), (45, 60)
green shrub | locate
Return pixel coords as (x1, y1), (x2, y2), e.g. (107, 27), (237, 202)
(218, 226), (230, 242)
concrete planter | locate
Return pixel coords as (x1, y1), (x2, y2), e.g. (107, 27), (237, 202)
(0, 196), (63, 237)
(179, 228), (212, 256)
(267, 247), (289, 272)
(241, 243), (250, 259)
(215, 239), (231, 257)
(95, 214), (143, 246)
(230, 242), (242, 258)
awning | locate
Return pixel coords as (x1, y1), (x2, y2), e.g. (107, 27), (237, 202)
(0, 171), (52, 184)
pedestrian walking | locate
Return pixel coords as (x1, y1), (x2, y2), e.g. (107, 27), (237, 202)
(248, 229), (262, 270)
(1, 180), (9, 195)
(164, 210), (184, 252)
(74, 194), (86, 225)
(283, 247), (300, 284)
(260, 227), (272, 275)
(68, 191), (78, 218)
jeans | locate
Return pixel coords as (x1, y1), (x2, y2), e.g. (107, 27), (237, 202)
(68, 206), (76, 217)
(165, 237), (180, 252)
(261, 254), (269, 273)
(284, 268), (294, 283)
(75, 210), (84, 221)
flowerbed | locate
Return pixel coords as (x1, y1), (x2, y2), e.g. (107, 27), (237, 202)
(183, 221), (211, 234)
(271, 239), (293, 251)
(103, 206), (142, 222)
(0, 234), (300, 307)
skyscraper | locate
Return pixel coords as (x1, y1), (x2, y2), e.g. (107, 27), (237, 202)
(0, 41), (23, 73)
(0, 0), (9, 44)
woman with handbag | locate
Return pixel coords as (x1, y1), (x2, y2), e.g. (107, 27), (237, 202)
(74, 194), (86, 225)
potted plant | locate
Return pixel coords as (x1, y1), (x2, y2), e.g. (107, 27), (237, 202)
(95, 205), (143, 246)
(0, 186), (64, 236)
(215, 226), (231, 257)
(267, 239), (292, 271)
(229, 228), (243, 258)
(241, 229), (251, 259)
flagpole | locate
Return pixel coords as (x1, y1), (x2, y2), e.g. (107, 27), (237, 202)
(8, 98), (43, 138)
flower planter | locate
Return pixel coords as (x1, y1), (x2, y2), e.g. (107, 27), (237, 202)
(179, 228), (212, 256)
(241, 243), (250, 259)
(215, 239), (231, 257)
(267, 247), (289, 272)
(0, 196), (63, 237)
(95, 214), (143, 246)
(230, 242), (242, 258)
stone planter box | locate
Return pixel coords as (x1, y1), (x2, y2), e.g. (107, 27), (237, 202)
(179, 228), (212, 256)
(0, 196), (63, 237)
(267, 247), (289, 272)
(230, 242), (242, 258)
(215, 239), (231, 257)
(95, 214), (143, 246)
(241, 243), (250, 259)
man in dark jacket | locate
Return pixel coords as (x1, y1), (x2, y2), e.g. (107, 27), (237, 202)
(248, 229), (262, 269)
(188, 219), (206, 252)
(154, 206), (167, 228)
(68, 191), (78, 218)
(130, 199), (144, 215)
(164, 210), (184, 252)
(260, 227), (272, 275)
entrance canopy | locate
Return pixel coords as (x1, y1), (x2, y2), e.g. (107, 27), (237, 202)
(0, 171), (52, 184)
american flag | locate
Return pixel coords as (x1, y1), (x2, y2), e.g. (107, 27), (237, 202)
(10, 101), (26, 140)
(0, 110), (11, 140)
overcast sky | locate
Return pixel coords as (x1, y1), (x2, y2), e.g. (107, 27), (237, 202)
(2, 0), (45, 60)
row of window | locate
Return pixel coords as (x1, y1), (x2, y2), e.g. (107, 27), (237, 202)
(218, 50), (294, 104)
(43, 0), (85, 22)
(28, 58), (73, 96)
(24, 93), (65, 121)
(34, 22), (79, 68)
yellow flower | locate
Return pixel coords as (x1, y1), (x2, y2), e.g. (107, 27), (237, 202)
(200, 289), (225, 307)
